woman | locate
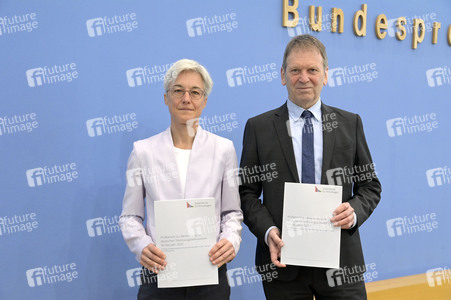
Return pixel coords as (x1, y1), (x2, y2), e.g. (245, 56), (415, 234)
(119, 59), (243, 300)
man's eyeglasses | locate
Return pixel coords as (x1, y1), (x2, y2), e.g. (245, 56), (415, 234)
(169, 87), (205, 100)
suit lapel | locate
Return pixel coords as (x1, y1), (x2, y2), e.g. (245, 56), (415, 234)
(273, 102), (300, 183)
(320, 103), (336, 184)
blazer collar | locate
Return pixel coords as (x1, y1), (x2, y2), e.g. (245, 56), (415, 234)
(320, 102), (336, 184)
(273, 102), (300, 183)
(163, 126), (214, 198)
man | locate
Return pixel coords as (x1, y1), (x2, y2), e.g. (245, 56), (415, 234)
(239, 34), (381, 299)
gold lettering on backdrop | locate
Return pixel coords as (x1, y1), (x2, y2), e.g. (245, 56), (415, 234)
(432, 22), (441, 44)
(412, 19), (425, 49)
(309, 6), (322, 31)
(375, 14), (388, 39)
(331, 8), (344, 33)
(283, 0), (299, 27)
(281, 2), (451, 49)
(353, 4), (367, 37)
(396, 17), (407, 41)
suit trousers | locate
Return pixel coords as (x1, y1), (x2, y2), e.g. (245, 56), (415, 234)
(137, 265), (230, 300)
(262, 266), (367, 300)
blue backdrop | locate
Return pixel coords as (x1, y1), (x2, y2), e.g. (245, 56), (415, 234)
(1, 1), (450, 299)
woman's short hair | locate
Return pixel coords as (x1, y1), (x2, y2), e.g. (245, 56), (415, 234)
(164, 59), (213, 97)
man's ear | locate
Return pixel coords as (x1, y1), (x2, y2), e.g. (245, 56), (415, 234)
(323, 67), (328, 86)
(281, 67), (286, 86)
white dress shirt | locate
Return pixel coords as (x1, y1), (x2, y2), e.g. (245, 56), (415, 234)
(265, 99), (356, 245)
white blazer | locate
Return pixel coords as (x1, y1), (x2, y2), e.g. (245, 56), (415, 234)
(119, 127), (243, 261)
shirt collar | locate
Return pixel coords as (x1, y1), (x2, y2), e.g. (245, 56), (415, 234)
(287, 98), (322, 122)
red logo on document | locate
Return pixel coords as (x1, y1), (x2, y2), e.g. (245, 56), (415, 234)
(187, 202), (194, 208)
(315, 186), (322, 192)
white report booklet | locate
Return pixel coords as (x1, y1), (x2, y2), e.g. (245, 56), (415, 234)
(281, 183), (342, 269)
(154, 197), (218, 288)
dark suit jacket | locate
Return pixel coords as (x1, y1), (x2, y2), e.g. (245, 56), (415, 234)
(239, 101), (381, 281)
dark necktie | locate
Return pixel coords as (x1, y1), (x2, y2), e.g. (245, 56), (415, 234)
(301, 110), (315, 184)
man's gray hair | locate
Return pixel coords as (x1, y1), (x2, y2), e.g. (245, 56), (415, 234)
(282, 34), (328, 73)
(164, 59), (213, 97)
